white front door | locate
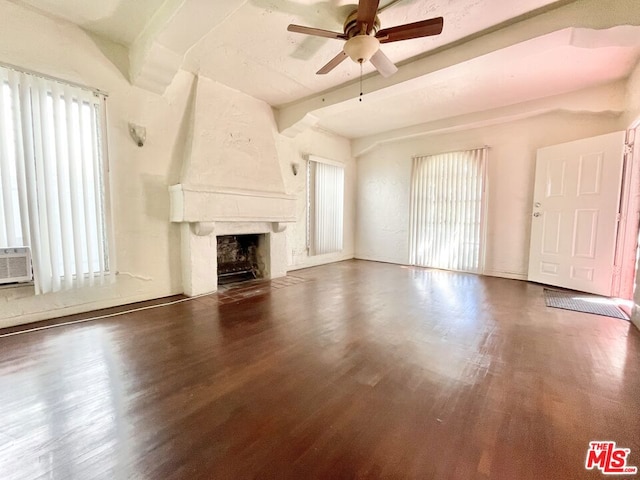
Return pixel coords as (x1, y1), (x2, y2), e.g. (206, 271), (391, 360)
(527, 131), (625, 296)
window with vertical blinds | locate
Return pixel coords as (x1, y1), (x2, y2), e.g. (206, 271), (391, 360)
(0, 65), (111, 294)
(409, 148), (486, 273)
(307, 157), (344, 256)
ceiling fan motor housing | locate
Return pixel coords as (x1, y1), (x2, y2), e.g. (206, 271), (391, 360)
(286, 2), (443, 76)
(343, 10), (380, 38)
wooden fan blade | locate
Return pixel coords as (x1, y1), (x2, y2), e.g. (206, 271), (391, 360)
(317, 51), (348, 74)
(356, 0), (380, 34)
(370, 49), (397, 78)
(288, 24), (346, 40)
(376, 17), (444, 43)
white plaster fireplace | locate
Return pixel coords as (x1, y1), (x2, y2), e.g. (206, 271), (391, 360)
(170, 186), (295, 295)
(169, 76), (296, 296)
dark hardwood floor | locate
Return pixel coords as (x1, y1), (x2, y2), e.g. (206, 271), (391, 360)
(1, 260), (639, 479)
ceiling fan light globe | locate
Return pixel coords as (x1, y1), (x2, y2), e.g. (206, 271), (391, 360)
(344, 35), (380, 63)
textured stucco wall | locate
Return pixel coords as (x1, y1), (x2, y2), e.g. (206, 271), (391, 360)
(356, 111), (624, 279)
(0, 0), (354, 328)
(276, 128), (356, 270)
(0, 0), (194, 327)
(625, 62), (640, 330)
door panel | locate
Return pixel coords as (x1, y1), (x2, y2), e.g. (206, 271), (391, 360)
(542, 211), (561, 254)
(528, 131), (625, 296)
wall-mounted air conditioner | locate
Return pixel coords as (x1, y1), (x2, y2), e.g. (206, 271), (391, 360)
(0, 247), (33, 284)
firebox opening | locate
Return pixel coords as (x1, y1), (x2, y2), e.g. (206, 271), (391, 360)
(217, 234), (264, 285)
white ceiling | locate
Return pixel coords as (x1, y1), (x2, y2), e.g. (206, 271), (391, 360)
(14, 0), (166, 45)
(12, 0), (640, 139)
(183, 0), (565, 106)
(315, 29), (640, 137)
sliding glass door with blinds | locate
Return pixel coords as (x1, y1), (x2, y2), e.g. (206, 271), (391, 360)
(307, 156), (344, 256)
(0, 65), (112, 294)
(409, 148), (487, 273)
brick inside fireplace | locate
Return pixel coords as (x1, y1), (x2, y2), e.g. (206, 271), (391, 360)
(216, 234), (266, 284)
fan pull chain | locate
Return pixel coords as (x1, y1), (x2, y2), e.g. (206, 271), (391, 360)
(359, 61), (363, 102)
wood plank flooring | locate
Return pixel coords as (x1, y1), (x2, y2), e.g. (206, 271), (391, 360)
(0, 260), (639, 479)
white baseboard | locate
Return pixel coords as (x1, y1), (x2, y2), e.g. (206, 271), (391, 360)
(287, 252), (355, 271)
(0, 289), (182, 330)
(354, 259), (529, 281)
(354, 255), (409, 266)
(483, 270), (528, 281)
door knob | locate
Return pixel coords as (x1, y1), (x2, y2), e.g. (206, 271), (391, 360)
(533, 212), (541, 217)
(534, 202), (541, 208)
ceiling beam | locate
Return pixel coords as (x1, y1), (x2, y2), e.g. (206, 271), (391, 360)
(351, 81), (627, 156)
(276, 0), (640, 137)
(129, 0), (247, 94)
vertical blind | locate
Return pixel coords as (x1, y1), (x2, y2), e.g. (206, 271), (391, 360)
(308, 158), (344, 255)
(0, 65), (110, 294)
(409, 147), (486, 273)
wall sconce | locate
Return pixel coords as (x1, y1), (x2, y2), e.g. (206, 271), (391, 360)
(291, 162), (300, 176)
(129, 123), (146, 147)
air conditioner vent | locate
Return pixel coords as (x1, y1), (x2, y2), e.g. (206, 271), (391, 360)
(0, 247), (33, 284)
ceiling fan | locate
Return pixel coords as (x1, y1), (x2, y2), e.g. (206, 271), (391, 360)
(287, 0), (444, 78)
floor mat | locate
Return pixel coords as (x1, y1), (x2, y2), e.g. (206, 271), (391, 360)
(543, 288), (629, 320)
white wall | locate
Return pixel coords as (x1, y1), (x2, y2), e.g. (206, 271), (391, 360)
(182, 76), (287, 194)
(276, 128), (356, 270)
(631, 134), (640, 331)
(0, 1), (354, 328)
(356, 154), (410, 265)
(356, 112), (624, 279)
(626, 62), (640, 329)
(624, 62), (640, 127)
(0, 1), (193, 328)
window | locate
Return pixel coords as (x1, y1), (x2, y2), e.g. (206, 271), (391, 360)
(0, 65), (111, 294)
(307, 156), (344, 255)
(409, 148), (487, 273)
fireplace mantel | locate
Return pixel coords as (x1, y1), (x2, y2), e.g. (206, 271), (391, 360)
(169, 184), (296, 224)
